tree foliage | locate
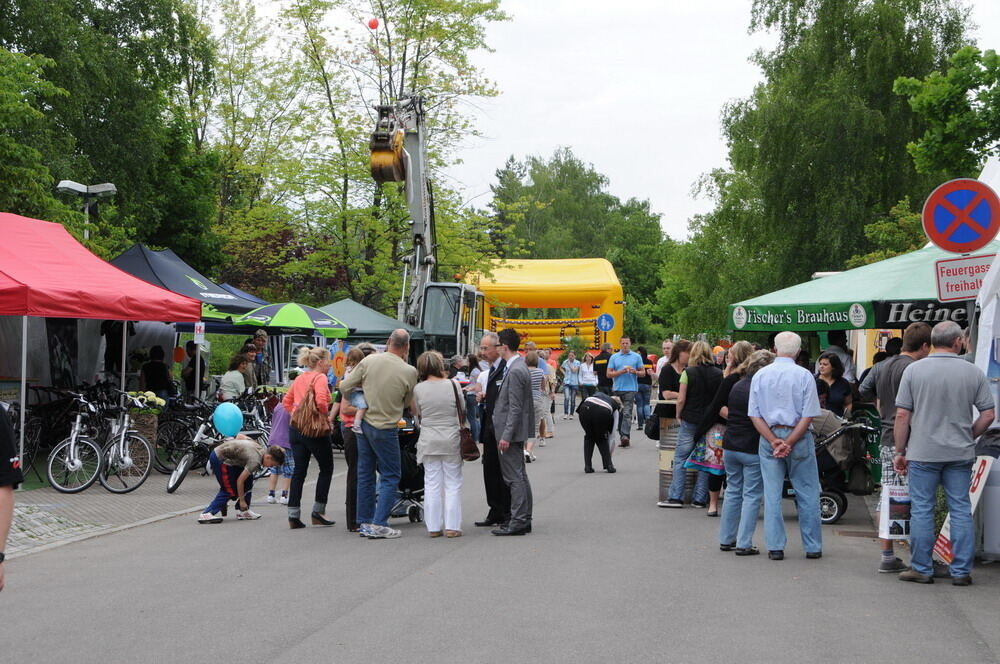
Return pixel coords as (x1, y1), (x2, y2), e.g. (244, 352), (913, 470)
(655, 0), (971, 336)
(895, 46), (1000, 176)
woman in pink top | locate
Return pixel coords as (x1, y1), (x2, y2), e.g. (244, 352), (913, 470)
(282, 346), (335, 530)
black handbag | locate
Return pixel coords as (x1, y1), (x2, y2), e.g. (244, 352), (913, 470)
(451, 380), (479, 462)
(644, 416), (660, 441)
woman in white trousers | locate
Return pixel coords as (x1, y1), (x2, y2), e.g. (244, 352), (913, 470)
(412, 351), (464, 537)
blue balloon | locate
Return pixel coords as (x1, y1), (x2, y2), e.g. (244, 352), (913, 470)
(213, 402), (243, 437)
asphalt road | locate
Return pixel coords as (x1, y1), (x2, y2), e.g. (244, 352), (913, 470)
(3, 418), (999, 664)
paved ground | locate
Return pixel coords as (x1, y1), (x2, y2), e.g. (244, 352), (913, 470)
(10, 465), (229, 556)
(4, 416), (1000, 664)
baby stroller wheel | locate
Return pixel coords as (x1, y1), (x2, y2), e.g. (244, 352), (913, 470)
(407, 505), (423, 523)
(819, 491), (847, 525)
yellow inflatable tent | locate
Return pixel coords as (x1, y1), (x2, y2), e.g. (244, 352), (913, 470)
(470, 258), (624, 349)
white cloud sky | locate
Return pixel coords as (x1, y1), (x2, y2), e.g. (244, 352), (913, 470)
(443, 0), (1000, 240)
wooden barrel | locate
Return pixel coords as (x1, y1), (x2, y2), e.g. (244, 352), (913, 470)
(657, 417), (697, 505)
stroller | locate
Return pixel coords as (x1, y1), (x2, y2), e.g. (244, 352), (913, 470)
(390, 410), (425, 523)
(782, 410), (878, 524)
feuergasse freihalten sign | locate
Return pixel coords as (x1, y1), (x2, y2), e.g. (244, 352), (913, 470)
(934, 253), (995, 302)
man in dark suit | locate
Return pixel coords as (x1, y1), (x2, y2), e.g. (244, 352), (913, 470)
(475, 332), (510, 528)
(492, 328), (535, 536)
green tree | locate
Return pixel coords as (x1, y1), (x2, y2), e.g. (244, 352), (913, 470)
(846, 197), (926, 267)
(0, 49), (72, 222)
(0, 0), (221, 267)
(895, 46), (1000, 176)
(658, 0), (972, 334)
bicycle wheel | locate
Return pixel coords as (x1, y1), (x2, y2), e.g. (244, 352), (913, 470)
(166, 451), (194, 494)
(47, 437), (102, 493)
(99, 433), (153, 494)
(153, 418), (193, 474)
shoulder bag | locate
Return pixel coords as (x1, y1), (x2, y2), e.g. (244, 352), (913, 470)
(451, 380), (479, 462)
(290, 373), (331, 438)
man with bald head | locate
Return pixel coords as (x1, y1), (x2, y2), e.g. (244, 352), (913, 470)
(340, 329), (418, 539)
(893, 321), (994, 585)
(749, 331), (823, 561)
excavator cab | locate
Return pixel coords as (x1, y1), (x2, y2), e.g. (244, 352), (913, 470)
(370, 105), (406, 183)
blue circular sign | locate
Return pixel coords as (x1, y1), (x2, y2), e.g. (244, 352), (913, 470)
(596, 313), (615, 332)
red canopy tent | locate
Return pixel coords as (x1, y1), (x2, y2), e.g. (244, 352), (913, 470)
(0, 213), (201, 320)
(0, 213), (201, 466)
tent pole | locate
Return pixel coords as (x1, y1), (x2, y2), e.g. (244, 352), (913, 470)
(120, 322), (127, 401)
(195, 341), (201, 401)
(19, 316), (27, 482)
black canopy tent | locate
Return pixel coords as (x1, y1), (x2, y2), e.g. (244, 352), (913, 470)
(111, 245), (263, 317)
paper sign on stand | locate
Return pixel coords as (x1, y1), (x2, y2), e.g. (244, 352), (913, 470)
(193, 321), (206, 344)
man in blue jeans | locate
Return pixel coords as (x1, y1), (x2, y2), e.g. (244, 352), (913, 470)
(606, 335), (645, 448)
(749, 331), (822, 561)
(893, 321), (994, 585)
(339, 329), (418, 539)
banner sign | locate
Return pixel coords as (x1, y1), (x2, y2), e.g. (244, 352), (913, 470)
(729, 299), (973, 331)
(871, 300), (970, 328)
(729, 302), (871, 331)
(934, 455), (995, 563)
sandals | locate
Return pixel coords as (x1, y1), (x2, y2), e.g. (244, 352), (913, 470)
(429, 531), (443, 538)
(445, 530), (462, 538)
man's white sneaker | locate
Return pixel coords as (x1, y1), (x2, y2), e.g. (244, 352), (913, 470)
(266, 495), (277, 504)
(237, 509), (262, 520)
(198, 512), (223, 524)
(367, 525), (401, 539)
(278, 495), (288, 504)
(359, 523), (373, 537)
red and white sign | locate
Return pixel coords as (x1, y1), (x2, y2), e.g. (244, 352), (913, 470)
(935, 253), (995, 302)
(193, 321), (206, 344)
(934, 455), (995, 563)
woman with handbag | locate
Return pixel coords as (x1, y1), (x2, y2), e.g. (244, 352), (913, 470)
(666, 341), (722, 508)
(281, 346), (336, 530)
(412, 351), (465, 538)
(692, 341), (754, 516)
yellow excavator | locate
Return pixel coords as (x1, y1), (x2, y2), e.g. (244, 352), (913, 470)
(369, 96), (484, 356)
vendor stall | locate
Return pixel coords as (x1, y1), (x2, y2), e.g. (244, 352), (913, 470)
(729, 240), (1000, 333)
(0, 213), (201, 463)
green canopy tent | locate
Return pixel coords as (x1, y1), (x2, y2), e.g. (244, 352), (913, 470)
(318, 298), (424, 342)
(728, 241), (1000, 332)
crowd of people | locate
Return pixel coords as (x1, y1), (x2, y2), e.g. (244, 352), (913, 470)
(182, 321), (995, 586)
(653, 322), (991, 584)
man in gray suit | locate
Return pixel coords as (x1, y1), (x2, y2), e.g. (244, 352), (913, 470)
(492, 328), (535, 536)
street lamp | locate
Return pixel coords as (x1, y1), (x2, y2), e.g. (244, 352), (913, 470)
(55, 180), (117, 241)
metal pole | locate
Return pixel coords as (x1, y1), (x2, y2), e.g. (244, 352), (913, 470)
(19, 316), (27, 477)
(83, 198), (90, 241)
(194, 342), (201, 400)
(120, 322), (127, 399)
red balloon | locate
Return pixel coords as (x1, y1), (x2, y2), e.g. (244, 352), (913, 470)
(368, 18), (379, 29)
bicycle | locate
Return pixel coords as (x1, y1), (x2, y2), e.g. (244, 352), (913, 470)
(46, 393), (104, 493)
(96, 391), (155, 494)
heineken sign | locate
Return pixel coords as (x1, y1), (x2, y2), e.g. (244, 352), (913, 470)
(729, 299), (970, 331)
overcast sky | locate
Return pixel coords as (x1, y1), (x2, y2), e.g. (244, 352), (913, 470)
(443, 0), (1000, 240)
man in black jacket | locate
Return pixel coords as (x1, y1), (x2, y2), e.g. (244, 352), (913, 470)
(474, 332), (510, 527)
